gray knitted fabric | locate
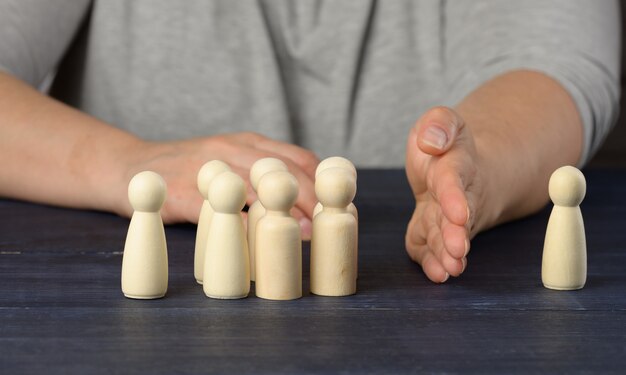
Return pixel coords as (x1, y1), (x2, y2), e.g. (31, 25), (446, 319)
(0, 0), (621, 166)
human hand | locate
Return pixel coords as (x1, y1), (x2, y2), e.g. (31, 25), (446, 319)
(111, 132), (319, 239)
(404, 107), (486, 283)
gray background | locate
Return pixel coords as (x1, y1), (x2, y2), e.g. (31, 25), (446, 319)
(590, 0), (625, 167)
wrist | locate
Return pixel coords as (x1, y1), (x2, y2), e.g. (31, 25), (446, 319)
(85, 134), (148, 217)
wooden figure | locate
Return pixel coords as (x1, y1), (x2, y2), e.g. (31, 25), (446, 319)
(310, 167), (358, 296)
(247, 157), (288, 282)
(313, 156), (357, 218)
(542, 166), (587, 290)
(313, 156), (359, 279)
(255, 170), (302, 300)
(203, 171), (250, 299)
(194, 160), (231, 285)
(121, 171), (168, 299)
(315, 156), (357, 178)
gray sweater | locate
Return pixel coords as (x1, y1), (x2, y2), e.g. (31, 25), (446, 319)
(0, 0), (621, 166)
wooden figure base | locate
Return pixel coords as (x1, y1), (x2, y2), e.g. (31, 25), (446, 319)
(311, 291), (356, 297)
(205, 294), (248, 300)
(543, 283), (584, 291)
(256, 295), (302, 301)
(124, 293), (166, 300)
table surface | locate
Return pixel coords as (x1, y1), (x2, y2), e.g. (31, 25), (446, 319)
(1, 169), (625, 374)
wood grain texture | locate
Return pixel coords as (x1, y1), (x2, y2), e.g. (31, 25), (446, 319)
(1, 169), (626, 374)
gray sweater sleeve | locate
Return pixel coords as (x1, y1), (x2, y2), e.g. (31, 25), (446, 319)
(444, 0), (621, 165)
(0, 0), (91, 87)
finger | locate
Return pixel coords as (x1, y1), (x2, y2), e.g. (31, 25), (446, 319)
(232, 158), (313, 239)
(407, 204), (455, 281)
(441, 219), (470, 259)
(404, 125), (429, 195)
(278, 158), (317, 220)
(425, 219), (464, 277)
(288, 166), (317, 218)
(408, 200), (434, 248)
(228, 148), (318, 219)
(421, 251), (449, 283)
(249, 147), (318, 222)
(290, 206), (313, 241)
(241, 132), (320, 179)
(415, 106), (465, 156)
(432, 167), (469, 226)
(243, 170), (258, 206)
(405, 229), (448, 283)
(407, 222), (459, 281)
(441, 254), (464, 277)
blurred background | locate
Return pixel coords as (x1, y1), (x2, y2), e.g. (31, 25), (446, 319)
(43, 4), (625, 167)
(589, 1), (625, 167)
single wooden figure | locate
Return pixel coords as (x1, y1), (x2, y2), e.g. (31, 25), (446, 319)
(313, 156), (359, 280)
(121, 171), (169, 299)
(255, 171), (302, 300)
(247, 157), (288, 282)
(313, 156), (358, 218)
(194, 160), (231, 285)
(542, 166), (587, 290)
(315, 156), (357, 178)
(310, 167), (358, 296)
(203, 171), (250, 299)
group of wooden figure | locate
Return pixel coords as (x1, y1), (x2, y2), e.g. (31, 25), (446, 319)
(120, 155), (587, 300)
(120, 156), (358, 300)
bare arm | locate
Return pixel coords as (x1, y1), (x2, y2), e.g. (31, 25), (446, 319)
(0, 72), (318, 237)
(458, 69), (583, 230)
(0, 71), (141, 213)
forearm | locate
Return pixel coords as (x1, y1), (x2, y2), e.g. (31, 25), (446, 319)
(0, 71), (143, 213)
(456, 70), (583, 231)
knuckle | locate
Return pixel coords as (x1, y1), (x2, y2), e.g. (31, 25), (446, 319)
(426, 106), (462, 128)
(296, 150), (319, 168)
(241, 132), (264, 143)
(404, 234), (419, 263)
(428, 106), (455, 119)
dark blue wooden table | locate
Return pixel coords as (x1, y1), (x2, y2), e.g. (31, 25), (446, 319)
(1, 169), (625, 374)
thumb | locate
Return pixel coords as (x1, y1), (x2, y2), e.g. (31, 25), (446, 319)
(415, 106), (465, 156)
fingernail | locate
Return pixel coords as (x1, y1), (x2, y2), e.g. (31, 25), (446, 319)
(461, 257), (467, 273)
(465, 205), (470, 225)
(442, 272), (450, 283)
(300, 217), (312, 240)
(423, 125), (448, 150)
(464, 239), (470, 257)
